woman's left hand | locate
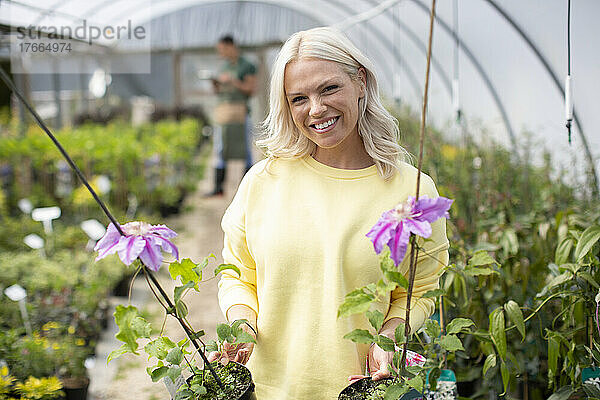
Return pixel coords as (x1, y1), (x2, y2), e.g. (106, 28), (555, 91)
(347, 343), (394, 384)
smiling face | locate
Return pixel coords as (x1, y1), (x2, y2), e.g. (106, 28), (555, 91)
(284, 58), (368, 167)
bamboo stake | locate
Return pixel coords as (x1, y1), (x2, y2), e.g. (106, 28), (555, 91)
(400, 0), (437, 371)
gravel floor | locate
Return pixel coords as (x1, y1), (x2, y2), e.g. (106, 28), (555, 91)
(88, 160), (248, 400)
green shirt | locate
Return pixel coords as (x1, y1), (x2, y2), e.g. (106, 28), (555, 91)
(217, 55), (257, 105)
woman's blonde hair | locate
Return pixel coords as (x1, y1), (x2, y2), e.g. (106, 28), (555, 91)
(257, 26), (409, 179)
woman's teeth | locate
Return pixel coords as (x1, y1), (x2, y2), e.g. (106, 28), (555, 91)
(314, 117), (338, 130)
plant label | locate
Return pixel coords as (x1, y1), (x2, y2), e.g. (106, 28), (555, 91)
(18, 198), (33, 214)
(31, 206), (61, 233)
(4, 284), (27, 302)
(81, 219), (106, 241)
(96, 175), (111, 194)
(23, 233), (45, 249)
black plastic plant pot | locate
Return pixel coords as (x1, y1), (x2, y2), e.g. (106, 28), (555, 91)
(338, 377), (423, 400)
(62, 377), (89, 400)
(196, 361), (256, 400)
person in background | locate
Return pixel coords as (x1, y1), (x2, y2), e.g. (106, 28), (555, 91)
(207, 35), (257, 196)
(209, 27), (449, 399)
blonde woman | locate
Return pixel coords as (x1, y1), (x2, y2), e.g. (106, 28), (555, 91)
(210, 27), (449, 399)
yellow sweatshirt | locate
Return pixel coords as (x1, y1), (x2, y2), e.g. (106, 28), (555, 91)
(218, 156), (449, 400)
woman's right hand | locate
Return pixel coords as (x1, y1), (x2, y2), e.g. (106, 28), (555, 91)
(207, 339), (254, 365)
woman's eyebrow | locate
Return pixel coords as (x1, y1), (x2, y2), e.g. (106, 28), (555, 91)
(286, 79), (341, 97)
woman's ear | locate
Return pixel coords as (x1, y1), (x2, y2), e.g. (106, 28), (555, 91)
(357, 67), (366, 98)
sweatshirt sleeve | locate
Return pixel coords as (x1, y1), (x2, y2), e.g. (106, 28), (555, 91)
(218, 174), (259, 319)
(384, 174), (449, 333)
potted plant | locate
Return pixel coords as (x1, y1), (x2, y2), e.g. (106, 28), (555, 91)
(56, 335), (91, 400)
(94, 222), (257, 400)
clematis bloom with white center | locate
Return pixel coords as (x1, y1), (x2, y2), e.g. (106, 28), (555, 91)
(366, 196), (453, 266)
(94, 221), (179, 271)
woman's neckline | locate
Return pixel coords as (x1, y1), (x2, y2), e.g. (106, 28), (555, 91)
(301, 155), (377, 179)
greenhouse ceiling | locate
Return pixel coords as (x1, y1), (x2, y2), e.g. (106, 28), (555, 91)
(1, 0), (599, 192)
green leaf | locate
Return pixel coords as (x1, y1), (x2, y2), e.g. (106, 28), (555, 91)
(468, 250), (499, 267)
(555, 237), (574, 265)
(196, 254), (215, 275)
(547, 272), (573, 289)
(489, 309), (507, 360)
(394, 323), (406, 344)
(174, 281), (195, 304)
(237, 331), (257, 344)
(166, 347), (184, 365)
(191, 384), (207, 395)
(150, 366), (169, 382)
(578, 271), (600, 289)
(144, 337), (176, 360)
(575, 225), (600, 262)
(424, 319), (441, 339)
(548, 334), (559, 381)
(547, 385), (576, 400)
(427, 367), (441, 391)
(366, 310), (384, 332)
(438, 334), (464, 352)
(374, 335), (396, 352)
(175, 388), (194, 400)
(167, 366), (182, 382)
(216, 323), (232, 343)
(384, 270), (409, 289)
(107, 343), (129, 364)
(504, 300), (525, 340)
(376, 279), (397, 297)
(502, 229), (519, 256)
(337, 293), (375, 318)
(169, 258), (201, 290)
(343, 329), (374, 344)
(422, 288), (445, 298)
(383, 383), (408, 400)
(214, 263), (241, 277)
(446, 318), (475, 335)
(205, 341), (218, 352)
(230, 319), (248, 333)
(500, 361), (509, 395)
(407, 375), (423, 393)
(464, 267), (499, 276)
(483, 353), (497, 376)
(113, 305), (151, 354)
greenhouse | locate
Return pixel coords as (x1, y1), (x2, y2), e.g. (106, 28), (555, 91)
(0, 1), (599, 399)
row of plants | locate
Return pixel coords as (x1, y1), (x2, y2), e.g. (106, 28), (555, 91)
(0, 117), (205, 220)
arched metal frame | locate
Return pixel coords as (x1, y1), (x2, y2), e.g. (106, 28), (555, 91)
(5, 0), (598, 192)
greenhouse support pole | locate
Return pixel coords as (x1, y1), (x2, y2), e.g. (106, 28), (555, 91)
(52, 60), (63, 130)
(172, 51), (182, 109)
(484, 0), (599, 196)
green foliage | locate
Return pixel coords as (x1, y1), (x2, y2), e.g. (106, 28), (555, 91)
(0, 119), (204, 219)
(109, 305), (151, 361)
(13, 376), (64, 400)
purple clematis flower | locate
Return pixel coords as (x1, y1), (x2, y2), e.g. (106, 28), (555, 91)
(367, 196), (453, 266)
(94, 221), (179, 272)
